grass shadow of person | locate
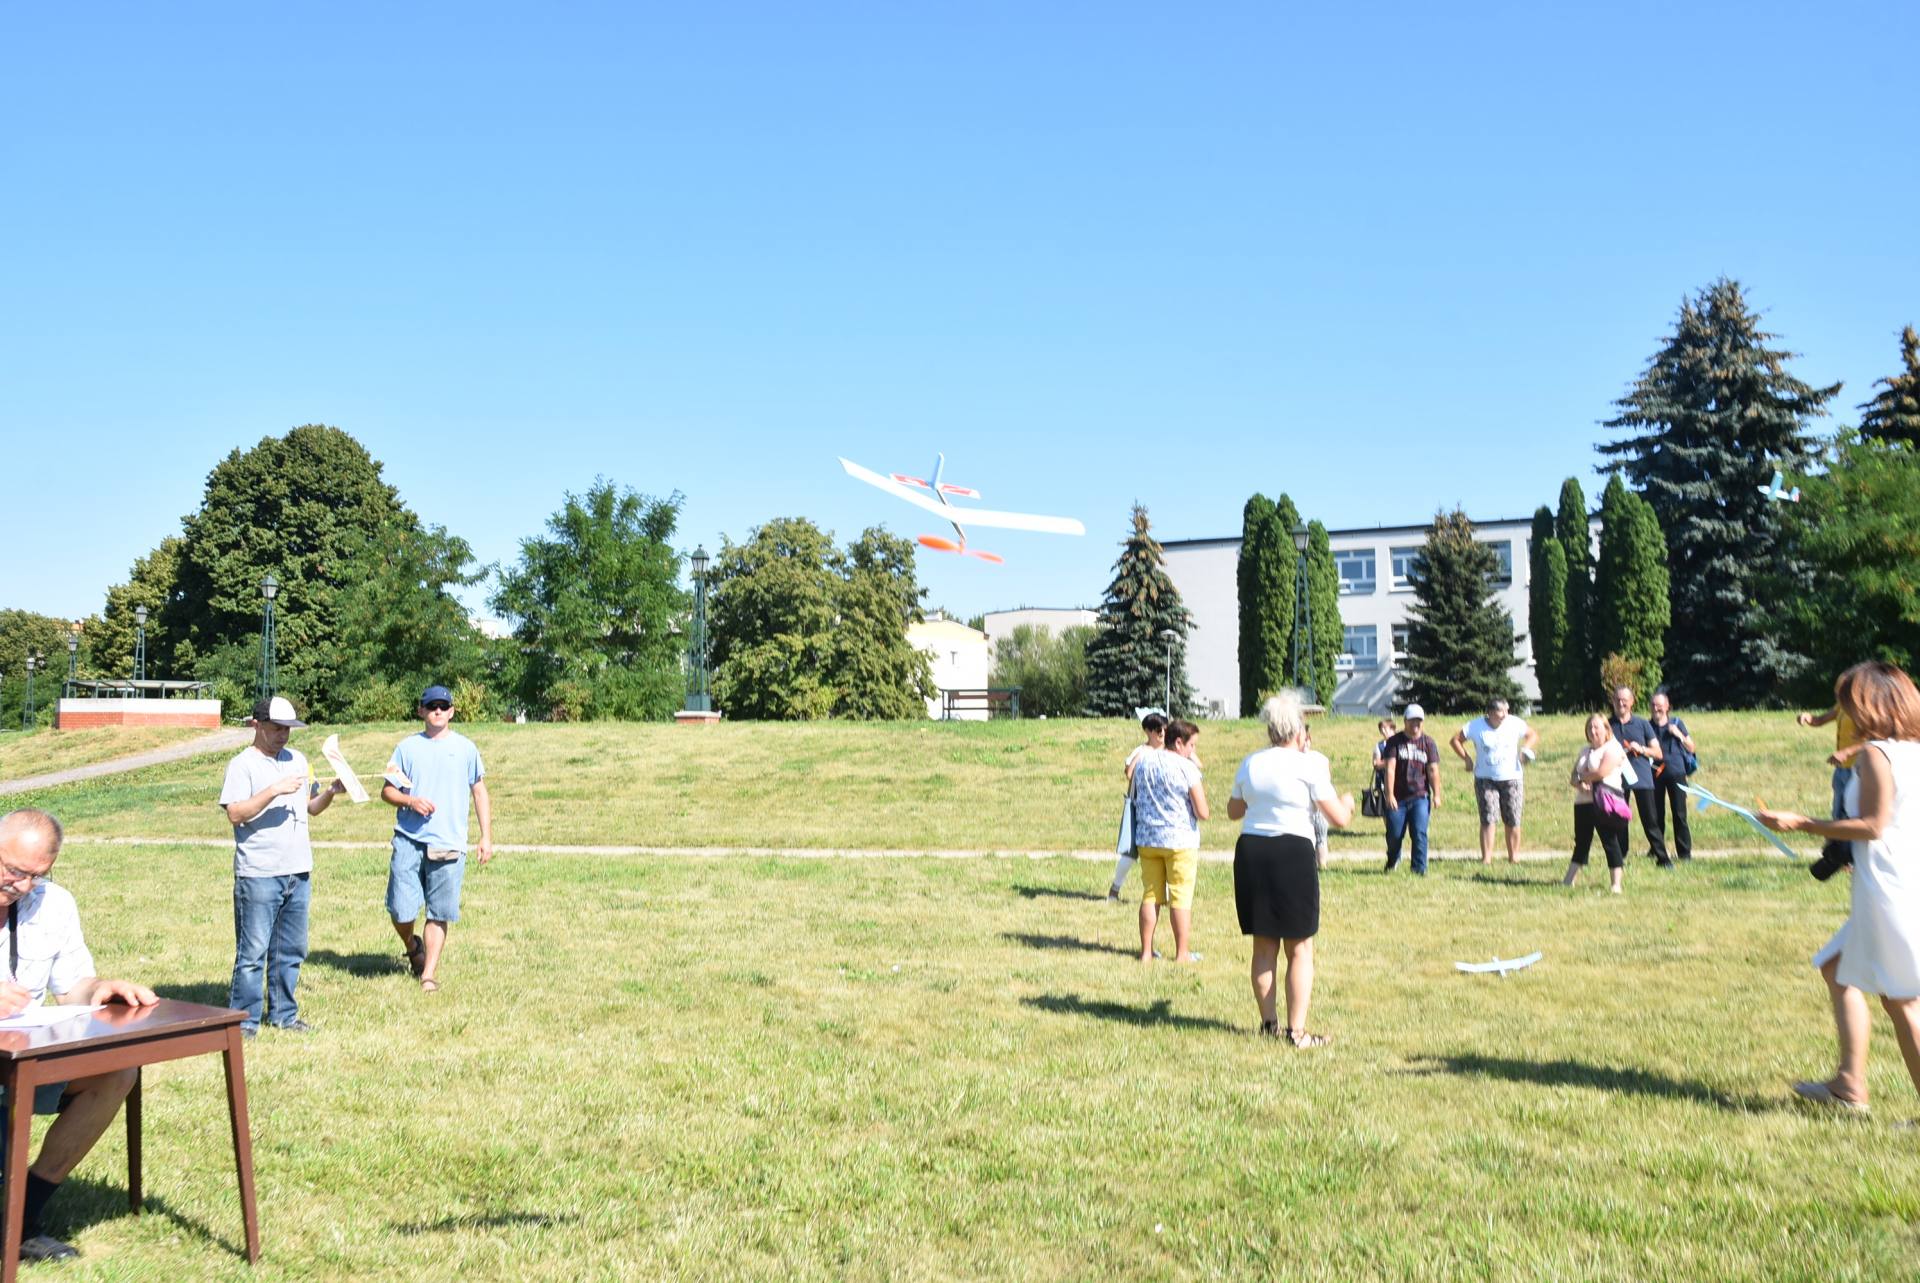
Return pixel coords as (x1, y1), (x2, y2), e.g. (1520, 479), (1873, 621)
(1001, 932), (1135, 957)
(306, 948), (409, 978)
(1022, 992), (1240, 1034)
(393, 1210), (579, 1236)
(42, 1175), (245, 1259)
(1466, 870), (1567, 892)
(1402, 1051), (1785, 1114)
(147, 980), (232, 1008)
(1011, 884), (1107, 902)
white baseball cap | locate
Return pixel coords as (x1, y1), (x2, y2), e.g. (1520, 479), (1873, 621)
(249, 695), (306, 728)
(1403, 703), (1426, 721)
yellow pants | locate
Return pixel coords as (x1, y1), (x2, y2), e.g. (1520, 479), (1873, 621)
(1137, 845), (1198, 910)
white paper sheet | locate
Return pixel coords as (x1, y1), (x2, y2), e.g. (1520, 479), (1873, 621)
(0, 1003), (105, 1029)
(321, 734), (370, 804)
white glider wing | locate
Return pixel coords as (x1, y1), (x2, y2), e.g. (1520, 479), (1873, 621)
(839, 457), (1085, 535)
(1454, 951), (1543, 976)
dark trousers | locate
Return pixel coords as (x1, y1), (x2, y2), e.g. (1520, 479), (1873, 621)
(1571, 803), (1627, 870)
(1650, 775), (1692, 860)
(1631, 787), (1668, 863)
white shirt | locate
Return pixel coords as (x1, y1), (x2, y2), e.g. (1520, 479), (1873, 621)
(1231, 746), (1334, 840)
(1462, 715), (1529, 782)
(2, 882), (97, 1003)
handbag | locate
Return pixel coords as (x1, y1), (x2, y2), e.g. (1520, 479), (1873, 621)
(1360, 783), (1385, 818)
(1593, 777), (1633, 829)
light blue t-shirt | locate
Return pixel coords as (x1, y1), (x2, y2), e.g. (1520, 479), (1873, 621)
(388, 730), (485, 852)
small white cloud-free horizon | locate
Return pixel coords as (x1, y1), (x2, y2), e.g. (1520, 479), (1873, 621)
(839, 454), (1085, 565)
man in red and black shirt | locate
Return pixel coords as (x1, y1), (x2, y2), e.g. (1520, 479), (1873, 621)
(1383, 705), (1443, 875)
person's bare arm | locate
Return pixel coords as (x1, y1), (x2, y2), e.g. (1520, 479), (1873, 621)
(224, 773), (307, 825)
(1579, 743), (1624, 784)
(1523, 725), (1541, 754)
(1316, 791), (1356, 828)
(1762, 744), (1892, 841)
(57, 977), (158, 1007)
(307, 779), (346, 816)
(383, 783), (435, 816)
(1385, 756), (1400, 807)
(1188, 782), (1209, 823)
(1449, 729), (1473, 767)
(1227, 796), (1248, 821)
(473, 779), (493, 863)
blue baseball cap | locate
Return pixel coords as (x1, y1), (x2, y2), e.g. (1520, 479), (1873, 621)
(419, 685), (454, 706)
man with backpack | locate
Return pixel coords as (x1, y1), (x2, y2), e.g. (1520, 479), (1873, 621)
(1649, 687), (1698, 862)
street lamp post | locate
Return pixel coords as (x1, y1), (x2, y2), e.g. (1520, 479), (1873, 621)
(66, 627), (79, 680)
(258, 574), (279, 700)
(133, 605), (149, 683)
(685, 546), (712, 713)
(1159, 628), (1178, 715)
(22, 652), (42, 730)
(1290, 525), (1315, 705)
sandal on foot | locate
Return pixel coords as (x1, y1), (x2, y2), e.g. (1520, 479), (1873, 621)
(406, 937), (427, 978)
(1285, 1029), (1331, 1049)
(419, 977), (440, 994)
(1792, 1079), (1867, 1112)
(1258, 1020), (1283, 1039)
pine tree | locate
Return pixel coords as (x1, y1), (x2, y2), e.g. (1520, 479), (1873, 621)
(1859, 325), (1920, 448)
(1305, 519), (1341, 707)
(1085, 504), (1194, 716)
(1527, 506), (1567, 710)
(1554, 478), (1594, 709)
(1594, 475), (1671, 694)
(1600, 278), (1839, 705)
(1398, 509), (1523, 715)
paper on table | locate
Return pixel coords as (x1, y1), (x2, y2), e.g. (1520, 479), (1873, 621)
(321, 735), (369, 804)
(1677, 783), (1803, 860)
(0, 1003), (106, 1029)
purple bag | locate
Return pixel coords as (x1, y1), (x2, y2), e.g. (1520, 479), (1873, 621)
(1594, 778), (1633, 829)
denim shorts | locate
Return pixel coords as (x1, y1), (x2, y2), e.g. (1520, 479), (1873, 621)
(0, 1082), (70, 1115)
(386, 834), (465, 924)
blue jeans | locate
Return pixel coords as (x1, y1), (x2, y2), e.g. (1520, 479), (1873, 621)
(231, 872), (310, 1031)
(1832, 765), (1855, 820)
(1385, 796), (1431, 874)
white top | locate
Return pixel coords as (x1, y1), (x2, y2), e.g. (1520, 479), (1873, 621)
(1132, 749), (1204, 851)
(2, 882), (97, 1002)
(1231, 746), (1334, 840)
(1461, 715), (1529, 782)
(1816, 741), (1920, 997)
(1572, 742), (1628, 805)
(219, 746), (316, 878)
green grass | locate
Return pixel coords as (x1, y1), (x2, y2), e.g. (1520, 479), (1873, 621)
(26, 842), (1919, 1280)
(9, 714), (1849, 857)
(0, 726), (216, 781)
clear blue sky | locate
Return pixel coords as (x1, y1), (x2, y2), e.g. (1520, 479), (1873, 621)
(4, 2), (1915, 626)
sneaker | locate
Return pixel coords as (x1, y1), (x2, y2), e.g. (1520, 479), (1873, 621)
(270, 1019), (316, 1034)
(241, 1026), (257, 1040)
(1105, 889), (1121, 904)
(19, 1233), (79, 1262)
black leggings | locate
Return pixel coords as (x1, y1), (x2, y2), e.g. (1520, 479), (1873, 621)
(1571, 803), (1628, 870)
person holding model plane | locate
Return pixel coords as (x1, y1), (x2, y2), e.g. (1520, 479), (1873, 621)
(382, 685), (492, 993)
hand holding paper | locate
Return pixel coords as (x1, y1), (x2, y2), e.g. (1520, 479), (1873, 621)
(321, 735), (370, 804)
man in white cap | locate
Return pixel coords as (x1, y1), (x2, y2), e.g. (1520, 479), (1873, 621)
(1381, 704), (1442, 875)
(218, 696), (344, 1036)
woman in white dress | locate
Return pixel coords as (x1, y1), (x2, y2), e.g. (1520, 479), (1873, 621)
(1759, 661), (1920, 1112)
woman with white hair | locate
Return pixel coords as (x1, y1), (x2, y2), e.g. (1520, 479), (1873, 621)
(1228, 691), (1355, 1046)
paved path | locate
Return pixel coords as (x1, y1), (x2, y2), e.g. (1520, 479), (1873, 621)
(0, 728), (251, 797)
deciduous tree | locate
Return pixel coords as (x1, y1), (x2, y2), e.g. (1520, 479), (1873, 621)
(990, 625), (1093, 719)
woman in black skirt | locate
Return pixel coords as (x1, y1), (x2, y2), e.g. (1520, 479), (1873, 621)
(1228, 691), (1355, 1047)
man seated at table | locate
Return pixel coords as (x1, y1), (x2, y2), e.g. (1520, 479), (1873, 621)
(0, 809), (158, 1264)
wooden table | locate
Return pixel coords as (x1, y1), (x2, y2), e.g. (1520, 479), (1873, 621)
(0, 999), (258, 1281)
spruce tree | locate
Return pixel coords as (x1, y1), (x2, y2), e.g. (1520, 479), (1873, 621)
(1237, 494), (1272, 716)
(1536, 540), (1571, 711)
(1600, 278), (1839, 705)
(1594, 475), (1671, 694)
(1527, 506), (1567, 710)
(1306, 519), (1341, 707)
(1398, 509), (1523, 715)
(1085, 504), (1194, 716)
(1859, 325), (1920, 448)
(1554, 478), (1595, 709)
(1234, 493), (1297, 713)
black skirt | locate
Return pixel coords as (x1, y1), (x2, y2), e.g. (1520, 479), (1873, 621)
(1234, 832), (1319, 939)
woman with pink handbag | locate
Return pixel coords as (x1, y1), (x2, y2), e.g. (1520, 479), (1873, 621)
(1563, 713), (1633, 893)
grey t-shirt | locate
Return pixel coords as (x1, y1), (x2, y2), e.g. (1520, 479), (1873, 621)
(219, 746), (316, 878)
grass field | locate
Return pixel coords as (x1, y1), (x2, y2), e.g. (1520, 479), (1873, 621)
(1, 713), (1851, 857)
(20, 839), (1920, 1281)
(0, 726), (215, 782)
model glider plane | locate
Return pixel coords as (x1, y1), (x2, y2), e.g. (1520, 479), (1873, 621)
(839, 455), (1085, 564)
(1454, 952), (1542, 977)
(1677, 782), (1802, 860)
(1757, 470), (1801, 503)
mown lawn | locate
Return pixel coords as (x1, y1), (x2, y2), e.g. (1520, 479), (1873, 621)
(0, 725), (213, 782)
(6, 713), (1851, 858)
(24, 841), (1918, 1281)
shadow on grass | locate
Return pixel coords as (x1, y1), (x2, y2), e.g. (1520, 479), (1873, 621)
(1002, 932), (1135, 957)
(307, 948), (409, 978)
(153, 980), (234, 1008)
(1466, 870), (1566, 892)
(1023, 992), (1240, 1034)
(1403, 1052), (1782, 1113)
(394, 1210), (579, 1235)
(1011, 884), (1106, 902)
(50, 1176), (244, 1258)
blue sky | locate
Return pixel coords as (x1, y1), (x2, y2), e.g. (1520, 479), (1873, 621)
(4, 2), (1915, 626)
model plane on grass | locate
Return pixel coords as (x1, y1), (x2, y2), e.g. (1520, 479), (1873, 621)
(1454, 952), (1542, 978)
(838, 454), (1085, 564)
(1758, 470), (1802, 503)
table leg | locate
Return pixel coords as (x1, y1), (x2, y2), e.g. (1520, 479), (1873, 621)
(221, 1028), (260, 1263)
(3, 1064), (32, 1283)
(126, 1067), (142, 1214)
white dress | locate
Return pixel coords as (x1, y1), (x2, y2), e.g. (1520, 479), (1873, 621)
(1812, 740), (1920, 996)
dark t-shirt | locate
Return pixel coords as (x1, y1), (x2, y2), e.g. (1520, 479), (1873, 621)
(1386, 732), (1440, 801)
(1609, 714), (1659, 790)
(1653, 718), (1691, 782)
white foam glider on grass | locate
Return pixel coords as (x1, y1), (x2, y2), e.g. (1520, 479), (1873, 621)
(1677, 782), (1803, 859)
(839, 455), (1084, 564)
(1454, 952), (1542, 977)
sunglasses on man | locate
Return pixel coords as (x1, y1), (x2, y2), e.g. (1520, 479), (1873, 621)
(422, 701), (452, 712)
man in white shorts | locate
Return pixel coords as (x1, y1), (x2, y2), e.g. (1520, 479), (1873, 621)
(1450, 697), (1539, 864)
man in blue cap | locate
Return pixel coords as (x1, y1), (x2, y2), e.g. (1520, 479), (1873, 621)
(380, 685), (492, 992)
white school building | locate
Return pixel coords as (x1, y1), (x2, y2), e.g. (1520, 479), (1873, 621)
(1161, 516), (1557, 718)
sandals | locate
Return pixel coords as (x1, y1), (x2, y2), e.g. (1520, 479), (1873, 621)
(406, 937), (427, 978)
(1257, 1020), (1330, 1048)
(419, 977), (440, 994)
(1792, 1079), (1867, 1112)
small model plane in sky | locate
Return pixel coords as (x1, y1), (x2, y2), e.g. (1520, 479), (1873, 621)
(1757, 470), (1802, 503)
(838, 454), (1085, 564)
(1454, 952), (1542, 978)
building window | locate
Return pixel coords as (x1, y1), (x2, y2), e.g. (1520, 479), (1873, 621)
(1340, 624), (1379, 670)
(1390, 546), (1422, 591)
(1391, 623), (1411, 666)
(1482, 539), (1513, 588)
(1334, 548), (1376, 596)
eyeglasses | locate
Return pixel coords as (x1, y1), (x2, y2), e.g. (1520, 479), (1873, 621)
(0, 860), (45, 892)
(423, 702), (452, 712)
